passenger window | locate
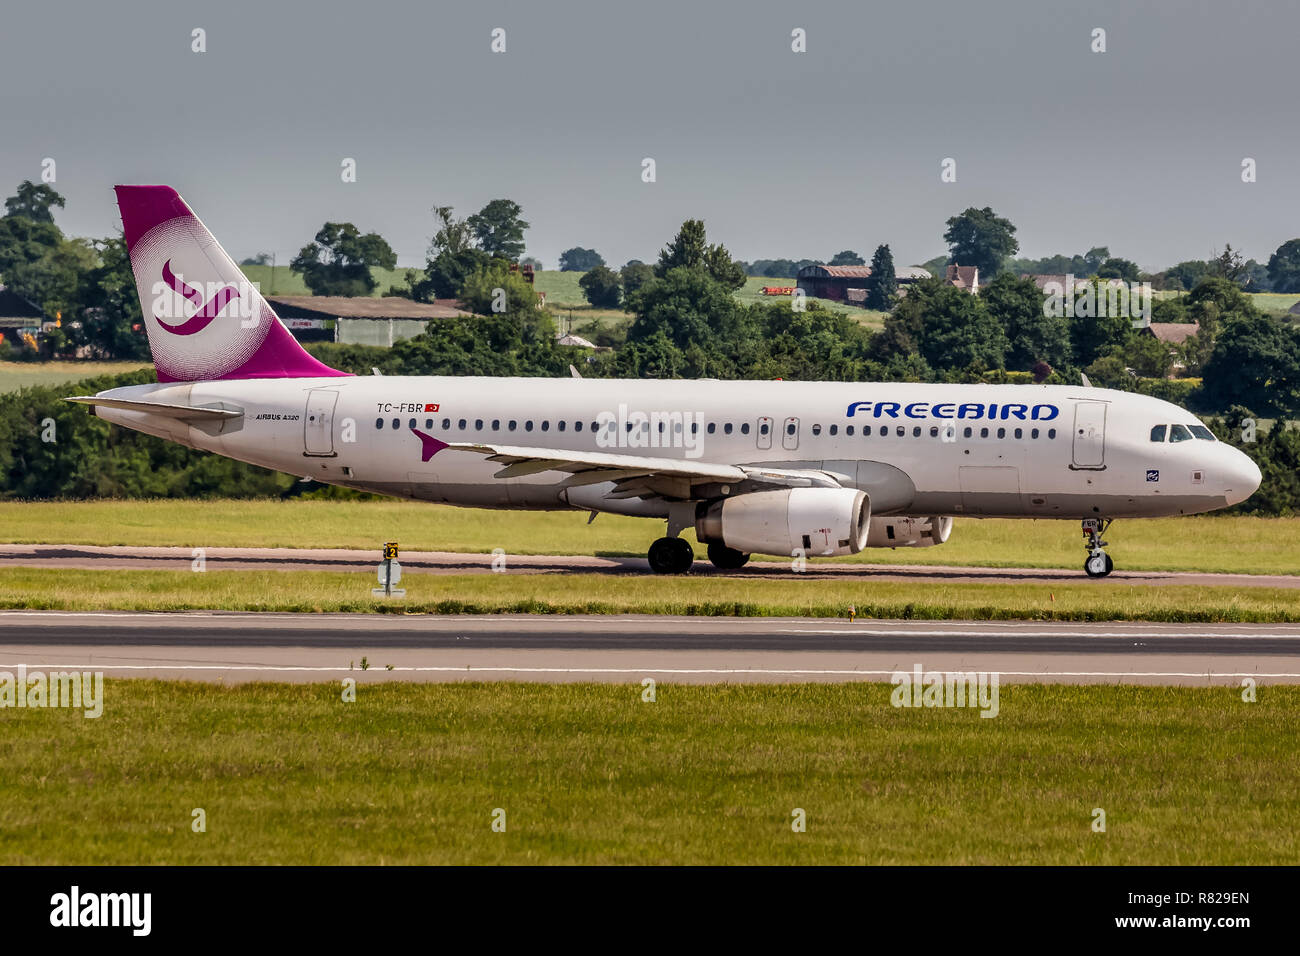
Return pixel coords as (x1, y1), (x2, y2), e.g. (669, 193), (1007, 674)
(508, 421), (517, 431)
(895, 426), (905, 437)
(929, 426), (939, 437)
(829, 424), (838, 436)
(1031, 428), (1039, 439)
(740, 423), (750, 435)
(863, 425), (871, 436)
(492, 420), (500, 430)
(1048, 428), (1057, 439)
(409, 418), (417, 429)
(996, 427), (1005, 439)
(912, 426), (921, 437)
(708, 423), (716, 434)
(725, 423), (733, 435)
(475, 419), (483, 430)
(980, 427), (989, 438)
(963, 427), (972, 438)
(1150, 424), (1167, 442)
(759, 422), (769, 435)
(785, 423), (795, 435)
(525, 421), (534, 432)
(375, 418), (384, 429)
(442, 418), (450, 429)
(1014, 427), (1023, 439)
(811, 424), (822, 436)
(1169, 424), (1193, 443)
(391, 418), (400, 429)
(558, 421), (566, 432)
(458, 418), (466, 429)
(1190, 425), (1216, 441)
(541, 421), (549, 431)
(846, 425), (855, 436)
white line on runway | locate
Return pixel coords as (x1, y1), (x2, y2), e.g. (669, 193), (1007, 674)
(3, 662), (1300, 678)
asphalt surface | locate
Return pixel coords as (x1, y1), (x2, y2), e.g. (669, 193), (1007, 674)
(2, 543), (1297, 587)
(2, 612), (1299, 685)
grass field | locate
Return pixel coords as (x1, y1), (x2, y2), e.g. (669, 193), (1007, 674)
(237, 264), (418, 298)
(1249, 292), (1300, 316)
(1, 680), (1296, 864)
(0, 361), (149, 393)
(1, 500), (1295, 576)
(3, 567), (1297, 621)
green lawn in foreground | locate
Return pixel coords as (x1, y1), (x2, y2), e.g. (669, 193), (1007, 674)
(3, 567), (1297, 621)
(1, 501), (1296, 576)
(1, 681), (1295, 864)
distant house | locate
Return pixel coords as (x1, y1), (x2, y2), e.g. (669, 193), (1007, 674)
(945, 265), (979, 293)
(1141, 323), (1199, 347)
(795, 264), (932, 302)
(266, 295), (470, 346)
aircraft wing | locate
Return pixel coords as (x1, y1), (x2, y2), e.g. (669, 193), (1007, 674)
(444, 442), (844, 500)
(65, 396), (243, 421)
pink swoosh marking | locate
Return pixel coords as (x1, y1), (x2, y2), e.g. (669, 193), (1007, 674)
(154, 258), (240, 335)
(411, 428), (448, 462)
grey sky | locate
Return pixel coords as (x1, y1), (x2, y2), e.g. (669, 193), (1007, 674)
(2, 0), (1297, 273)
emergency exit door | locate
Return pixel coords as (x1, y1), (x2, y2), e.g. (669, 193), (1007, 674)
(304, 389), (338, 457)
(1071, 400), (1107, 469)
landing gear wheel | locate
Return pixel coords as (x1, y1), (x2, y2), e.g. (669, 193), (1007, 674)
(648, 536), (694, 575)
(707, 542), (750, 570)
(1081, 518), (1114, 578)
(1084, 551), (1113, 578)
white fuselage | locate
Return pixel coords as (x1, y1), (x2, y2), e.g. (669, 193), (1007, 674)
(89, 376), (1260, 527)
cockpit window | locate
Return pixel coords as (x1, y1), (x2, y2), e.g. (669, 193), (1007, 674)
(1189, 425), (1216, 441)
(1169, 424), (1193, 442)
(1150, 424), (1167, 442)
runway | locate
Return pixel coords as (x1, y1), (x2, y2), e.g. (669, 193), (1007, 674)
(2, 543), (1297, 588)
(2, 611), (1299, 685)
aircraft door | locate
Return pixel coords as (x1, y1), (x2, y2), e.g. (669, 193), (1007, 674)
(782, 417), (800, 450)
(303, 389), (338, 457)
(756, 417), (773, 450)
(1071, 401), (1107, 469)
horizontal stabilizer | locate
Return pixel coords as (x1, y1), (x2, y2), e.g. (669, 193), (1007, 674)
(64, 396), (242, 421)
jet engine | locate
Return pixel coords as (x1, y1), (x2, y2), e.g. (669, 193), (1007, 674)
(865, 515), (953, 548)
(695, 488), (870, 557)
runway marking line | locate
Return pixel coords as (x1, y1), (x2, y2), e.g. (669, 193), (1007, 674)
(3, 662), (1300, 679)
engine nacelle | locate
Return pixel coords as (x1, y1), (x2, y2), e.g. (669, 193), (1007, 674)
(695, 488), (871, 557)
(866, 515), (953, 548)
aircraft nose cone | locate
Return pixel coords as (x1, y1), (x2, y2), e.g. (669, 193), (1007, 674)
(1223, 448), (1262, 506)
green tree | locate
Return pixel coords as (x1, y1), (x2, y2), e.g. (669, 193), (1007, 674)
(619, 262), (655, 297)
(1068, 280), (1132, 366)
(1201, 314), (1300, 415)
(579, 265), (622, 308)
(466, 199), (529, 261)
(625, 267), (738, 349)
(979, 272), (1068, 370)
(829, 250), (864, 266)
(558, 247), (604, 272)
(290, 222), (396, 296)
(1097, 257), (1140, 282)
(4, 181), (64, 223)
(943, 206), (1019, 279)
(656, 220), (746, 290)
(890, 276), (1007, 371)
(865, 244), (897, 311)
(457, 264), (543, 318)
(1267, 238), (1300, 294)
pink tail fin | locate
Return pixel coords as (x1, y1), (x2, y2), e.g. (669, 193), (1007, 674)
(115, 185), (347, 382)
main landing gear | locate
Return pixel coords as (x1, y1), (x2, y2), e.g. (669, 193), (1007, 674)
(648, 536), (694, 574)
(707, 542), (750, 570)
(1082, 517), (1114, 578)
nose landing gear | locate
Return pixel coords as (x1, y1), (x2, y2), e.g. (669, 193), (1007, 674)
(1082, 518), (1114, 578)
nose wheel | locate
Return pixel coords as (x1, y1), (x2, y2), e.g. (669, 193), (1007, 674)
(1081, 518), (1114, 578)
(648, 536), (695, 574)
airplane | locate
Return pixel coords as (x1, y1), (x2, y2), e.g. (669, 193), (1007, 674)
(67, 185), (1262, 578)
